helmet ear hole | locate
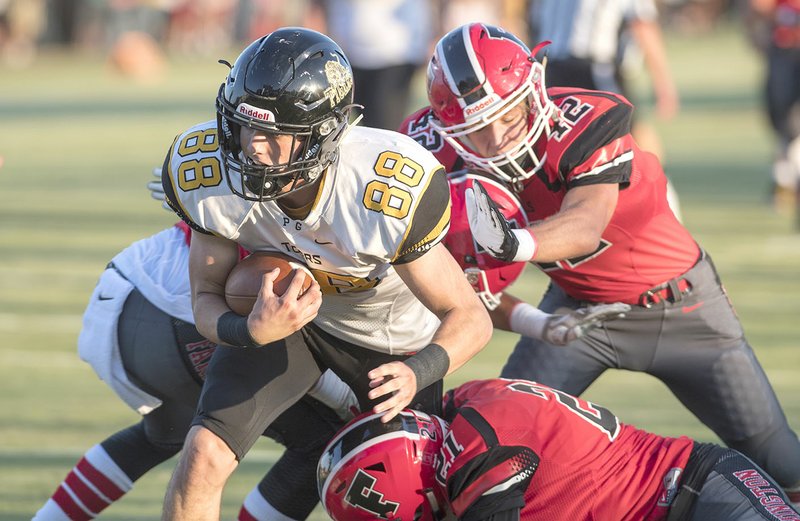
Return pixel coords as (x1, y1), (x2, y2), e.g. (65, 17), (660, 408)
(319, 117), (338, 136)
(365, 462), (387, 472)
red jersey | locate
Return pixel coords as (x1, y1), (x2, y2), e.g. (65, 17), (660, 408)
(399, 89), (700, 304)
(438, 379), (694, 520)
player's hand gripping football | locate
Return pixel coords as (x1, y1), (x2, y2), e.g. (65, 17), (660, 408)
(247, 269), (322, 346)
(465, 180), (533, 262)
(543, 303), (630, 345)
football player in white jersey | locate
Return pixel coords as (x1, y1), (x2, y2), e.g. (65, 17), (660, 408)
(160, 28), (492, 520)
(32, 222), (357, 521)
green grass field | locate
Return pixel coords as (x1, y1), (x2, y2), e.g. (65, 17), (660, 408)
(1, 23), (799, 519)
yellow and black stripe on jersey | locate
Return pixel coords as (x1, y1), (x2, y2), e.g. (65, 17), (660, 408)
(392, 166), (451, 264)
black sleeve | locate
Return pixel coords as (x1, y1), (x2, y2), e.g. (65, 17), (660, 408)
(160, 141), (212, 235)
(392, 166), (451, 264)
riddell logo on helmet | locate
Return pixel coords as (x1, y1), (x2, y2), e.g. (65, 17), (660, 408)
(236, 103), (275, 122)
(464, 95), (499, 116)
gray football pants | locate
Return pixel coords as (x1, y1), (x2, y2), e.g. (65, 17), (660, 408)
(116, 288), (343, 519)
(500, 252), (800, 488)
(670, 444), (800, 520)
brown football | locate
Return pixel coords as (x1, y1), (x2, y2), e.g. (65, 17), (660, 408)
(225, 252), (313, 316)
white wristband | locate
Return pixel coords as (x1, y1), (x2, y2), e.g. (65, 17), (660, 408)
(511, 228), (537, 262)
(508, 302), (550, 340)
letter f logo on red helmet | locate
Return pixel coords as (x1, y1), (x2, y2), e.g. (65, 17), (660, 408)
(344, 469), (400, 519)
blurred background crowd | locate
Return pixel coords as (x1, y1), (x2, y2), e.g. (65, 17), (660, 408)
(3, 0), (796, 219)
(0, 0), (740, 61)
(0, 0), (757, 92)
(0, 0), (738, 66)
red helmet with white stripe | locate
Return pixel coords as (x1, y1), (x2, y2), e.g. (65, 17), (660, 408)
(445, 171), (528, 309)
(317, 410), (448, 521)
(427, 23), (555, 187)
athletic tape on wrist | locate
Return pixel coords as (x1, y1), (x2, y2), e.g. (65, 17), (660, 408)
(216, 311), (263, 348)
(511, 228), (538, 262)
(403, 343), (450, 391)
(508, 302), (549, 339)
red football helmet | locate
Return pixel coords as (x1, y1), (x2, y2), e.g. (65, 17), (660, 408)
(445, 171), (528, 310)
(318, 410), (448, 521)
(427, 23), (556, 187)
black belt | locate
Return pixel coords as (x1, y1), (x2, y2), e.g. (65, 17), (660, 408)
(638, 277), (692, 308)
(637, 250), (704, 308)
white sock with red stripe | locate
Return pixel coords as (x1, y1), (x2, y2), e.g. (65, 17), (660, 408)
(238, 485), (299, 521)
(33, 444), (133, 520)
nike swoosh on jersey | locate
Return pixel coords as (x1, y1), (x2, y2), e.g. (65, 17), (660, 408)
(98, 295), (114, 301)
(682, 302), (704, 313)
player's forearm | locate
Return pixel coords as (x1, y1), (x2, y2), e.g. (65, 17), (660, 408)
(489, 292), (553, 340)
(488, 292), (523, 331)
(526, 186), (617, 262)
(192, 291), (235, 345)
(527, 215), (602, 262)
(433, 299), (493, 376)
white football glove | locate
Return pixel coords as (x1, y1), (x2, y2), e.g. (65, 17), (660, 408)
(148, 167), (171, 211)
(542, 303), (631, 345)
(465, 180), (536, 262)
(510, 302), (631, 346)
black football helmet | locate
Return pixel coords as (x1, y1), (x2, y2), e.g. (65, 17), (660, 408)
(216, 27), (356, 201)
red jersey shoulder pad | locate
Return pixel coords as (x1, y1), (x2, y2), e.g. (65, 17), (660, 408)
(546, 89), (635, 187)
(398, 106), (464, 172)
(397, 106), (433, 133)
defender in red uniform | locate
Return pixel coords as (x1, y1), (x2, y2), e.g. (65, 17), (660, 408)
(319, 379), (800, 520)
(399, 22), (800, 499)
(443, 170), (630, 343)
